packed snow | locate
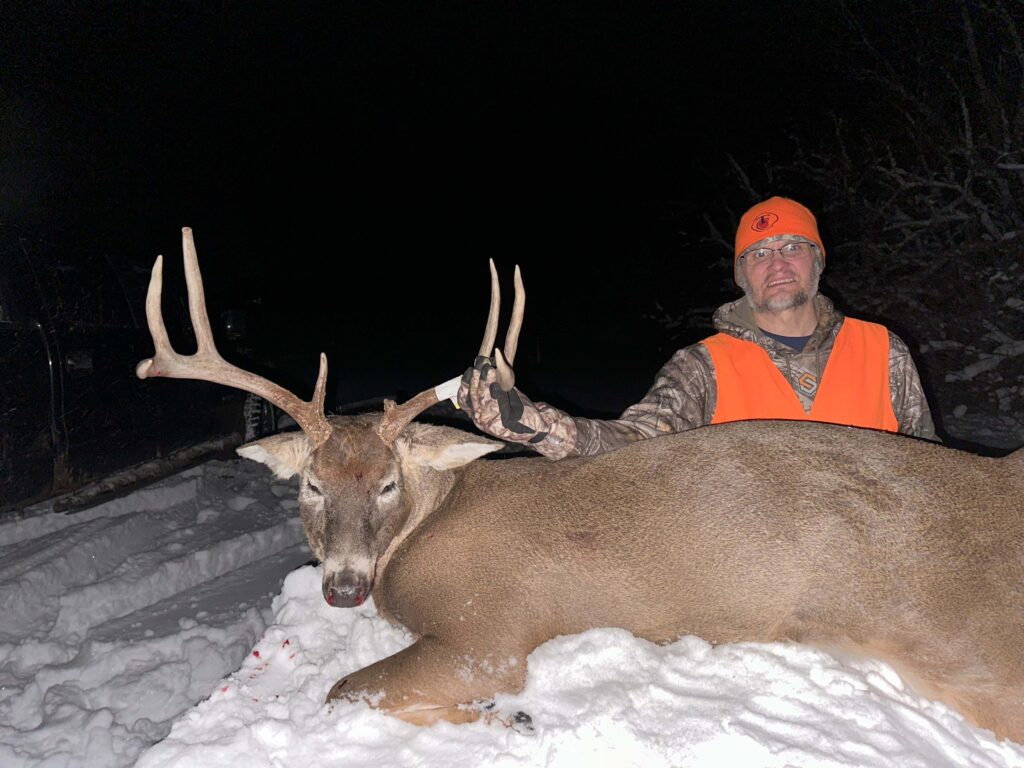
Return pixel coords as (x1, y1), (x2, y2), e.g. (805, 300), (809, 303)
(1, 435), (1023, 768)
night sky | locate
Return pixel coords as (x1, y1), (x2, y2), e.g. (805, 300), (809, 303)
(1, 2), (919, 412)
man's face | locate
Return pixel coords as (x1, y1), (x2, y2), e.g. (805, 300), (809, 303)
(737, 238), (822, 314)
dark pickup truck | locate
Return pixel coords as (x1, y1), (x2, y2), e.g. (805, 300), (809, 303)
(0, 230), (265, 515)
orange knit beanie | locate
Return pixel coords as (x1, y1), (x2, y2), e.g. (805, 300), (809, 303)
(734, 197), (825, 261)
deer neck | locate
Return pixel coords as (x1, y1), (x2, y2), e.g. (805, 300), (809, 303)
(375, 465), (460, 581)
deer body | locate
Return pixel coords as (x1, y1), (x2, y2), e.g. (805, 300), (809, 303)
(343, 419), (1023, 738)
(137, 229), (1024, 741)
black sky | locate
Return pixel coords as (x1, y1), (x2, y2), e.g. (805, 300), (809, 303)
(1, 2), (903, 411)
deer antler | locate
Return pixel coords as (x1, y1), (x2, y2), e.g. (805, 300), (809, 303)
(477, 259), (524, 392)
(135, 228), (333, 447)
(375, 389), (444, 445)
(375, 259), (526, 444)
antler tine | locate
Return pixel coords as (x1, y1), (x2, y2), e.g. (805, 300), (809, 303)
(503, 265), (525, 364)
(478, 258), (501, 358)
(181, 227), (218, 356)
(136, 228), (333, 447)
(311, 352), (329, 414)
(493, 264), (524, 392)
(376, 389), (441, 445)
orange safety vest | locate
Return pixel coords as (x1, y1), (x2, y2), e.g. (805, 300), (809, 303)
(702, 318), (899, 432)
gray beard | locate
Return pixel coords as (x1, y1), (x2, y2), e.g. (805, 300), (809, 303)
(750, 286), (811, 314)
(744, 268), (821, 314)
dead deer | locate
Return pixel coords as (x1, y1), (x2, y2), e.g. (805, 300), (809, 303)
(137, 228), (1024, 742)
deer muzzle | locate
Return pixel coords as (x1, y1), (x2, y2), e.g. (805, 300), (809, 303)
(323, 569), (372, 608)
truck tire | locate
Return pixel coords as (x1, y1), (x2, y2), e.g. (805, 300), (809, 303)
(243, 393), (279, 441)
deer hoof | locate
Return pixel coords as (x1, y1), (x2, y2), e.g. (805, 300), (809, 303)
(511, 711), (534, 734)
(478, 702), (534, 732)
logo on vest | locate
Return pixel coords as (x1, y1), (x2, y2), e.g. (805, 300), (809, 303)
(752, 212), (779, 232)
(797, 371), (818, 395)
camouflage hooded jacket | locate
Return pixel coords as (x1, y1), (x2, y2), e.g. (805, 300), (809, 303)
(531, 294), (937, 459)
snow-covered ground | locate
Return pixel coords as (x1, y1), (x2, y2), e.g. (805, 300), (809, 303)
(2, 434), (1024, 768)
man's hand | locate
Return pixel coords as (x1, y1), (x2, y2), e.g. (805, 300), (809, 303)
(458, 355), (551, 445)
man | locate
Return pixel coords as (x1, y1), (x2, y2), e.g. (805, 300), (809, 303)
(459, 196), (938, 458)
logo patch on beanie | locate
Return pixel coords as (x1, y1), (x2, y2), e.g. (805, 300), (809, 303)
(752, 212), (779, 232)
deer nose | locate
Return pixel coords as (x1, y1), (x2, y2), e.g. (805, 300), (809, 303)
(323, 572), (371, 608)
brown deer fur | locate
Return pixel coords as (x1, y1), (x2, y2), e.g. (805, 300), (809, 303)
(239, 416), (1024, 742)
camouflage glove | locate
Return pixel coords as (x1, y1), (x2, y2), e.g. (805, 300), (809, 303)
(457, 356), (576, 458)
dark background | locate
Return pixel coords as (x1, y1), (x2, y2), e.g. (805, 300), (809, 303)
(1, 1), (940, 415)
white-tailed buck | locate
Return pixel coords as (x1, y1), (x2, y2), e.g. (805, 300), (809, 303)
(138, 228), (1024, 742)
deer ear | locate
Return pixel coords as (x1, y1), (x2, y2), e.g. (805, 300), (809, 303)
(400, 434), (503, 471)
(237, 432), (313, 479)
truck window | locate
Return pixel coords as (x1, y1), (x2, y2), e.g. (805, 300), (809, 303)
(38, 249), (135, 329)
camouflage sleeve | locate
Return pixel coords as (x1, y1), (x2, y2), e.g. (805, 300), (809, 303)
(568, 343), (717, 457)
(888, 331), (939, 442)
(459, 344), (717, 460)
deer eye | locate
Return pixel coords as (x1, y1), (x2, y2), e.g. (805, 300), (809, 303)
(379, 481), (398, 498)
(303, 477), (324, 497)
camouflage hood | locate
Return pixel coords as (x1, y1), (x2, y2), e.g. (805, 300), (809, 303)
(711, 294), (845, 350)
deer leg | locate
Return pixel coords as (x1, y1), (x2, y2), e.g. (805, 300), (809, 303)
(944, 685), (1024, 744)
(326, 637), (527, 726)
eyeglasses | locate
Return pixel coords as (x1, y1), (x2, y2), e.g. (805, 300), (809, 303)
(740, 241), (813, 265)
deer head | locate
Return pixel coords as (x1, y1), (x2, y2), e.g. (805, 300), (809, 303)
(137, 228), (520, 606)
